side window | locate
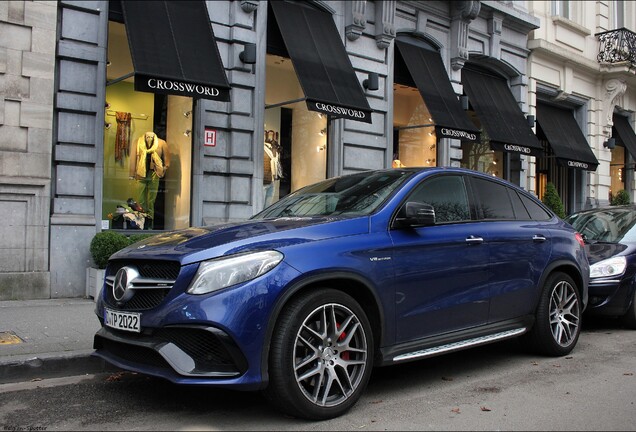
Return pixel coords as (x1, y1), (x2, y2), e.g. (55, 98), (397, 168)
(471, 177), (515, 220)
(408, 175), (470, 223)
(520, 193), (552, 221)
(510, 190), (531, 220)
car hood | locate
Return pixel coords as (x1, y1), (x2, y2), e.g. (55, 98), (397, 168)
(586, 242), (630, 265)
(110, 216), (369, 265)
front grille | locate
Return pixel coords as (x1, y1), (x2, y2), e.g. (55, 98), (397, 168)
(108, 289), (171, 310)
(104, 259), (181, 311)
(107, 260), (180, 280)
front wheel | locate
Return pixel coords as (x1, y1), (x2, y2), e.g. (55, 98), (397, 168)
(264, 289), (374, 420)
(525, 272), (582, 356)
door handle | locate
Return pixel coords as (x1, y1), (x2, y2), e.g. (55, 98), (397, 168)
(465, 235), (484, 245)
(533, 235), (547, 242)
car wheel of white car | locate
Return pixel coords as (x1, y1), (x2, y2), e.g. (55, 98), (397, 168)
(526, 272), (581, 356)
(264, 289), (374, 420)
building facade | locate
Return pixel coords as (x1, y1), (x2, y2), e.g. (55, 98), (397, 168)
(1, 0), (635, 300)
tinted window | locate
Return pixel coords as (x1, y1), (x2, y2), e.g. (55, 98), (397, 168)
(408, 175), (470, 223)
(520, 194), (552, 221)
(510, 191), (531, 220)
(471, 177), (515, 220)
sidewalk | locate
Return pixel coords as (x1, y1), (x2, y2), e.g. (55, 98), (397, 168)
(0, 298), (119, 384)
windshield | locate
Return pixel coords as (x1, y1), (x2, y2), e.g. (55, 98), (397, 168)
(566, 207), (636, 243)
(253, 170), (413, 219)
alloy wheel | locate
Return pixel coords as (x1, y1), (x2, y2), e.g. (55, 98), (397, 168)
(549, 280), (580, 347)
(293, 303), (368, 407)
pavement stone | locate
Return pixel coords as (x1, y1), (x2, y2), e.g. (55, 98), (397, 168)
(0, 298), (119, 383)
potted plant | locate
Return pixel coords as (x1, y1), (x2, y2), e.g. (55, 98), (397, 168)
(86, 231), (130, 300)
(610, 189), (630, 205)
(542, 182), (566, 219)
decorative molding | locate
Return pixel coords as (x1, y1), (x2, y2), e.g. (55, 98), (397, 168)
(450, 0), (481, 70)
(602, 78), (627, 136)
(240, 0), (258, 14)
(375, 0), (396, 49)
(345, 0), (366, 41)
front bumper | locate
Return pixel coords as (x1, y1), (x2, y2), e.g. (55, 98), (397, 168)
(93, 259), (302, 390)
(587, 275), (635, 316)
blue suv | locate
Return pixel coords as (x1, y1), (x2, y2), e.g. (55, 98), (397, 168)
(93, 167), (589, 420)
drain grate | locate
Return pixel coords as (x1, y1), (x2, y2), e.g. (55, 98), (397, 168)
(0, 331), (24, 345)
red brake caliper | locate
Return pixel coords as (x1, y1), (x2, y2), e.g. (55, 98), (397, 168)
(337, 323), (349, 360)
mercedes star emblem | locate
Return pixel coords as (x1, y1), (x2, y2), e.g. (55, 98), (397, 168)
(112, 266), (139, 303)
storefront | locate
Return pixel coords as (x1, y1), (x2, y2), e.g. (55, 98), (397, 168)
(460, 65), (542, 184)
(392, 36), (480, 169)
(610, 114), (636, 202)
(535, 102), (599, 214)
(103, 1), (231, 231)
(264, 1), (372, 205)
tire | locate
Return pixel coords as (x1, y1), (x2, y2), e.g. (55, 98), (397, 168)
(263, 289), (374, 420)
(525, 272), (582, 356)
(619, 289), (636, 329)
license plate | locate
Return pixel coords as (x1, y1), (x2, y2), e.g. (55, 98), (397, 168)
(104, 308), (141, 333)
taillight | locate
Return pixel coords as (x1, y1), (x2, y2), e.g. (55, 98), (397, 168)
(575, 232), (585, 247)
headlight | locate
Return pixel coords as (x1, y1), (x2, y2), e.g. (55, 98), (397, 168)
(187, 250), (283, 295)
(590, 256), (627, 279)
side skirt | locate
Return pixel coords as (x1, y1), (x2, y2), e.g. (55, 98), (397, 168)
(380, 317), (533, 366)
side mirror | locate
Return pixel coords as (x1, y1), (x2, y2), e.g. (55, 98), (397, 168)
(394, 202), (436, 228)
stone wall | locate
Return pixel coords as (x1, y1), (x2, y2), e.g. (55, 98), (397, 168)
(0, 1), (57, 300)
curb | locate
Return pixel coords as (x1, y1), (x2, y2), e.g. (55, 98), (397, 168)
(0, 350), (120, 384)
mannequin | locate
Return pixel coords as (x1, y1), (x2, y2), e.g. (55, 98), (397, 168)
(263, 130), (283, 207)
(129, 131), (170, 228)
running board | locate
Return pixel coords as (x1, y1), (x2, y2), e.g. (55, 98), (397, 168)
(392, 327), (527, 363)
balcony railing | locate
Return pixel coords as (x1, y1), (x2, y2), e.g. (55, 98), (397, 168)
(596, 28), (636, 65)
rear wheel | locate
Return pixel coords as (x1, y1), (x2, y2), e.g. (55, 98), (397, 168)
(526, 272), (581, 356)
(264, 289), (374, 420)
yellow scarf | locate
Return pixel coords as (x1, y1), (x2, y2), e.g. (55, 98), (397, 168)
(135, 133), (165, 178)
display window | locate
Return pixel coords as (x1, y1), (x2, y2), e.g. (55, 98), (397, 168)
(392, 84), (437, 168)
(264, 54), (327, 206)
(104, 20), (192, 231)
(392, 42), (437, 169)
(610, 144), (626, 201)
(460, 112), (504, 178)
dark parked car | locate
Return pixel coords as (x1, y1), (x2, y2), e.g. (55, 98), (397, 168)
(565, 205), (636, 328)
(93, 167), (589, 420)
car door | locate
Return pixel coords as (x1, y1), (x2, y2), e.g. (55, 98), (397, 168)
(390, 174), (491, 343)
(469, 176), (553, 322)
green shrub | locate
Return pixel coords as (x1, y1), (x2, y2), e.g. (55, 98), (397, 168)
(89, 231), (130, 269)
(542, 182), (566, 219)
(610, 189), (630, 206)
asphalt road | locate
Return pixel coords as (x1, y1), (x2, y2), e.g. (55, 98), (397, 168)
(0, 317), (634, 431)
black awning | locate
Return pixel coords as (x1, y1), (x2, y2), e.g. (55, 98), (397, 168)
(269, 1), (372, 123)
(395, 40), (479, 142)
(537, 104), (599, 171)
(122, 0), (230, 101)
(613, 114), (636, 159)
(461, 68), (542, 156)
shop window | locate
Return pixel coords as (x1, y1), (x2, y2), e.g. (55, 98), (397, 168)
(264, 54), (327, 206)
(460, 112), (504, 178)
(104, 20), (192, 231)
(610, 144), (626, 202)
(393, 43), (437, 169)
